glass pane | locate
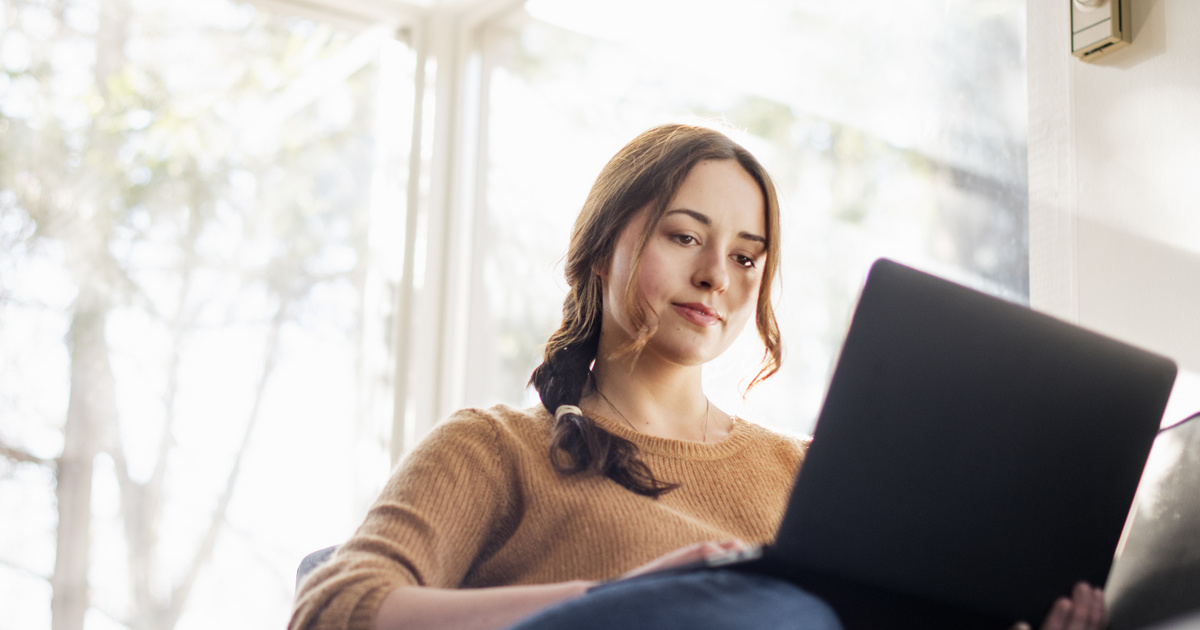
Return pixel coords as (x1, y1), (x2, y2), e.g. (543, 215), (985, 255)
(0, 1), (412, 627)
(473, 0), (1028, 435)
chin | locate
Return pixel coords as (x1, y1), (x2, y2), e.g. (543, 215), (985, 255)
(649, 340), (727, 368)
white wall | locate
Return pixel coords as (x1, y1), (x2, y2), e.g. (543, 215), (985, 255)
(1028, 0), (1200, 425)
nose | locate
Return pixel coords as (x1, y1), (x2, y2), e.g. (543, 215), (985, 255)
(693, 248), (729, 293)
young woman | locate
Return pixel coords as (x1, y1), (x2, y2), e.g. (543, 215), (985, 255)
(290, 124), (1105, 630)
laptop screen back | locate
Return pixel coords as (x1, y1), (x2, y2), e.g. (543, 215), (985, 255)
(773, 259), (1176, 624)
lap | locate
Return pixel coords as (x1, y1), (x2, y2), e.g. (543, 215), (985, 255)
(506, 569), (844, 630)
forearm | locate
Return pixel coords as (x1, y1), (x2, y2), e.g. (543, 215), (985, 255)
(372, 580), (596, 630)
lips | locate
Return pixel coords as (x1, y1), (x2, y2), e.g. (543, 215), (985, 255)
(672, 302), (722, 327)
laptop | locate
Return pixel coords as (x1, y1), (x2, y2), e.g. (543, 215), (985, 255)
(689, 258), (1178, 629)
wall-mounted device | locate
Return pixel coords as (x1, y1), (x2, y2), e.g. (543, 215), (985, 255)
(1072, 0), (1132, 62)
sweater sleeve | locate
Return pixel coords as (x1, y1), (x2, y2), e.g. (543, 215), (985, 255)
(289, 410), (521, 630)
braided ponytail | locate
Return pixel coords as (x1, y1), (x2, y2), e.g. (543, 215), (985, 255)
(531, 281), (678, 497)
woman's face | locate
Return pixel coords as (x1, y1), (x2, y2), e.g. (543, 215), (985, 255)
(600, 159), (767, 368)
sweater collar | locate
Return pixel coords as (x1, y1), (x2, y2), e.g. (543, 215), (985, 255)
(585, 410), (755, 461)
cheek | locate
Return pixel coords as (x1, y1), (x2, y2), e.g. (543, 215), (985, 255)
(731, 277), (762, 317)
(637, 270), (670, 303)
(632, 249), (673, 301)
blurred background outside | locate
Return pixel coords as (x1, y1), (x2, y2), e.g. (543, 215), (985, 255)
(0, 0), (1030, 628)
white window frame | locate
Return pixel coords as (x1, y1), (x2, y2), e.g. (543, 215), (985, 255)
(253, 0), (524, 463)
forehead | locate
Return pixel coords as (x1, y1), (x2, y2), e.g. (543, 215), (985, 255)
(666, 159), (766, 232)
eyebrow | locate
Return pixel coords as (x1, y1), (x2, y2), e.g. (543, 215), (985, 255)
(666, 208), (767, 246)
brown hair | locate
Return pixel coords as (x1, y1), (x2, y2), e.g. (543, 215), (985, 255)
(530, 123), (783, 497)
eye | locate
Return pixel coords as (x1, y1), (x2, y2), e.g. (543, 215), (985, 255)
(671, 233), (698, 246)
(733, 254), (757, 269)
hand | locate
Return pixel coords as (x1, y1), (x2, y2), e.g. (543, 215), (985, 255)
(618, 539), (751, 580)
(1012, 582), (1105, 630)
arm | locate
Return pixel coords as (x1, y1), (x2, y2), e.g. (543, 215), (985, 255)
(371, 540), (748, 630)
(292, 412), (524, 630)
(372, 581), (593, 630)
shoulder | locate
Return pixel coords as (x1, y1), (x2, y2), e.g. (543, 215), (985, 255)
(389, 404), (553, 500)
(433, 403), (554, 445)
(408, 404), (553, 467)
(736, 419), (813, 470)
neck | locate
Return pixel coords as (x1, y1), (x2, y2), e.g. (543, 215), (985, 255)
(586, 342), (717, 442)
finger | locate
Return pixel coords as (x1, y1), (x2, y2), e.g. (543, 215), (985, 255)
(701, 540), (749, 558)
(1042, 597), (1072, 630)
(1085, 586), (1105, 628)
(1063, 583), (1094, 630)
(706, 539), (745, 553)
(622, 543), (711, 578)
(674, 543), (716, 563)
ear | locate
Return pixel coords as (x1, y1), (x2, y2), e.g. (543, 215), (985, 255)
(592, 260), (609, 279)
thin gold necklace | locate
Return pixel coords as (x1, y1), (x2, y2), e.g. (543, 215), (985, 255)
(593, 382), (712, 443)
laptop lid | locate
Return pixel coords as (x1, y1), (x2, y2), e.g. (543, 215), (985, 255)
(771, 259), (1177, 625)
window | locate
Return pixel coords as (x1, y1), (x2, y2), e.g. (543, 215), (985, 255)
(0, 0), (411, 626)
(0, 0), (1033, 627)
(469, 0), (1029, 435)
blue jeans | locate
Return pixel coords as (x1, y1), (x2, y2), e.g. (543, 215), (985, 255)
(506, 569), (844, 630)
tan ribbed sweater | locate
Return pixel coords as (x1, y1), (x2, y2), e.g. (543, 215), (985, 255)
(290, 404), (808, 630)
